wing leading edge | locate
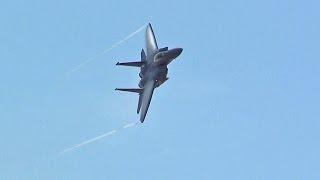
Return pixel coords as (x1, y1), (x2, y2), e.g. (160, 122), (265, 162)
(145, 23), (158, 59)
(139, 80), (156, 123)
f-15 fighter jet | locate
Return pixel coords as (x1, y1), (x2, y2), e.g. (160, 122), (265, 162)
(115, 23), (183, 123)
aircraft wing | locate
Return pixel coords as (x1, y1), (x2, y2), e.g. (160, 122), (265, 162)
(146, 23), (158, 58)
(139, 80), (156, 123)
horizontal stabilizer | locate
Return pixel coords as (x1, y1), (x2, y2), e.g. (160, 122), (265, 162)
(115, 88), (143, 94)
(116, 61), (145, 67)
(141, 49), (146, 62)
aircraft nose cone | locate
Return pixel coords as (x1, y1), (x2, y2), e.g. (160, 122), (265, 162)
(171, 48), (183, 58)
(174, 48), (183, 55)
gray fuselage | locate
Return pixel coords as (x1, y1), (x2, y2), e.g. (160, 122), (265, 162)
(139, 47), (183, 88)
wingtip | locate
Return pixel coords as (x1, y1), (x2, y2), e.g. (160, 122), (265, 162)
(116, 62), (119, 65)
(147, 23), (153, 29)
(140, 113), (146, 123)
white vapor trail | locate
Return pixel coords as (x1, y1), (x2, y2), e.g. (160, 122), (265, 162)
(123, 122), (136, 129)
(67, 24), (147, 74)
(59, 122), (138, 155)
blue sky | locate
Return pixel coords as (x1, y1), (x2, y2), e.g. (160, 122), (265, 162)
(0, 0), (319, 179)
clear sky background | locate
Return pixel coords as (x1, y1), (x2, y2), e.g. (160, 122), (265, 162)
(0, 0), (319, 179)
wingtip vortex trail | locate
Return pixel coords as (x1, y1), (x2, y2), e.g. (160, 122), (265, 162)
(59, 122), (139, 156)
(66, 23), (147, 75)
(123, 122), (138, 129)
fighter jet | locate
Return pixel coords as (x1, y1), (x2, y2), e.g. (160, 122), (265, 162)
(115, 23), (183, 123)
